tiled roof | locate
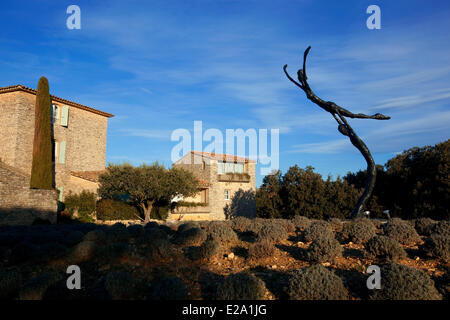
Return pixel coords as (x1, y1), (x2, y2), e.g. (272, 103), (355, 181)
(0, 84), (114, 118)
(190, 151), (256, 163)
(71, 171), (105, 183)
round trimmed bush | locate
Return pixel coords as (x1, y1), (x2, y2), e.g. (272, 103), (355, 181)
(105, 271), (138, 300)
(383, 219), (421, 245)
(19, 272), (63, 300)
(421, 234), (450, 260)
(177, 222), (200, 233)
(414, 218), (436, 236)
(304, 236), (343, 263)
(231, 216), (252, 233)
(273, 219), (296, 233)
(150, 276), (188, 300)
(257, 223), (288, 243)
(328, 218), (343, 232)
(248, 240), (276, 261)
(174, 227), (207, 246)
(144, 238), (173, 261)
(291, 215), (311, 231)
(430, 220), (450, 237)
(64, 230), (84, 246)
(0, 270), (22, 299)
(207, 223), (238, 243)
(83, 230), (106, 242)
(370, 263), (442, 300)
(216, 273), (266, 300)
(365, 235), (407, 262)
(70, 240), (97, 263)
(286, 265), (348, 300)
(338, 219), (376, 244)
(302, 221), (334, 242)
(188, 238), (221, 261)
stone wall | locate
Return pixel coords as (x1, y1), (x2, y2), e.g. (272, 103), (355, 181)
(0, 90), (109, 200)
(0, 162), (57, 225)
(169, 153), (256, 221)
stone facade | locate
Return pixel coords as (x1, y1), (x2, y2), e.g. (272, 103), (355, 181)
(169, 151), (256, 221)
(0, 85), (113, 224)
(0, 85), (113, 201)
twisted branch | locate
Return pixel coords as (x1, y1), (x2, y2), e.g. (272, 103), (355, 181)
(284, 46), (390, 218)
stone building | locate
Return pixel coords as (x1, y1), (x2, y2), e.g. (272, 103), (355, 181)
(169, 151), (256, 221)
(0, 84), (113, 224)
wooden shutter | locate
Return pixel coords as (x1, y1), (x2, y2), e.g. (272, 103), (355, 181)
(59, 141), (66, 164)
(60, 106), (69, 126)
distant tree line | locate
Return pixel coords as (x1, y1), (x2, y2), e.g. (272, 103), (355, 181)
(256, 139), (449, 220)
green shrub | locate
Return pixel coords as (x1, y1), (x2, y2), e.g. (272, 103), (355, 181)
(286, 265), (348, 300)
(248, 240), (276, 261)
(383, 219), (421, 245)
(414, 218), (436, 236)
(370, 263), (442, 300)
(291, 215), (311, 231)
(302, 221), (334, 242)
(365, 235), (407, 262)
(338, 219), (376, 244)
(150, 276), (188, 300)
(304, 236), (343, 263)
(83, 229), (106, 242)
(421, 235), (450, 260)
(64, 191), (97, 222)
(216, 273), (266, 300)
(96, 199), (140, 221)
(207, 223), (238, 243)
(187, 238), (221, 261)
(257, 223), (288, 243)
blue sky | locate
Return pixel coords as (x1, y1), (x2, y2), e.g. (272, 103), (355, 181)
(1, 0), (449, 186)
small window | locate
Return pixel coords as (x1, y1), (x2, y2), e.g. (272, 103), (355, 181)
(224, 189), (230, 200)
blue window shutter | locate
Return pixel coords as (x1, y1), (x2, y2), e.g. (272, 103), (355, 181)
(58, 186), (64, 202)
(60, 106), (69, 126)
(59, 141), (66, 164)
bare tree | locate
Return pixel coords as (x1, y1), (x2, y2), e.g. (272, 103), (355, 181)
(283, 46), (390, 218)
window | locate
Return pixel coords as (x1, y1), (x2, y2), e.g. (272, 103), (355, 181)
(224, 189), (230, 200)
(218, 161), (245, 174)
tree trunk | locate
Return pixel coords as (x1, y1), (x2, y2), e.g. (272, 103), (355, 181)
(142, 200), (154, 223)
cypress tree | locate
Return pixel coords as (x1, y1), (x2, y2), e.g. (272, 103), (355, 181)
(30, 76), (54, 189)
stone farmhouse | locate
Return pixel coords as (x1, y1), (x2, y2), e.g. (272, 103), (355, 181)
(0, 84), (113, 224)
(170, 151), (256, 221)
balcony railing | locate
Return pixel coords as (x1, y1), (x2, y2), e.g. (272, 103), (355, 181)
(217, 173), (251, 182)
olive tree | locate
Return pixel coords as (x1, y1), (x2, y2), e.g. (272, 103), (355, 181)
(98, 163), (199, 222)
